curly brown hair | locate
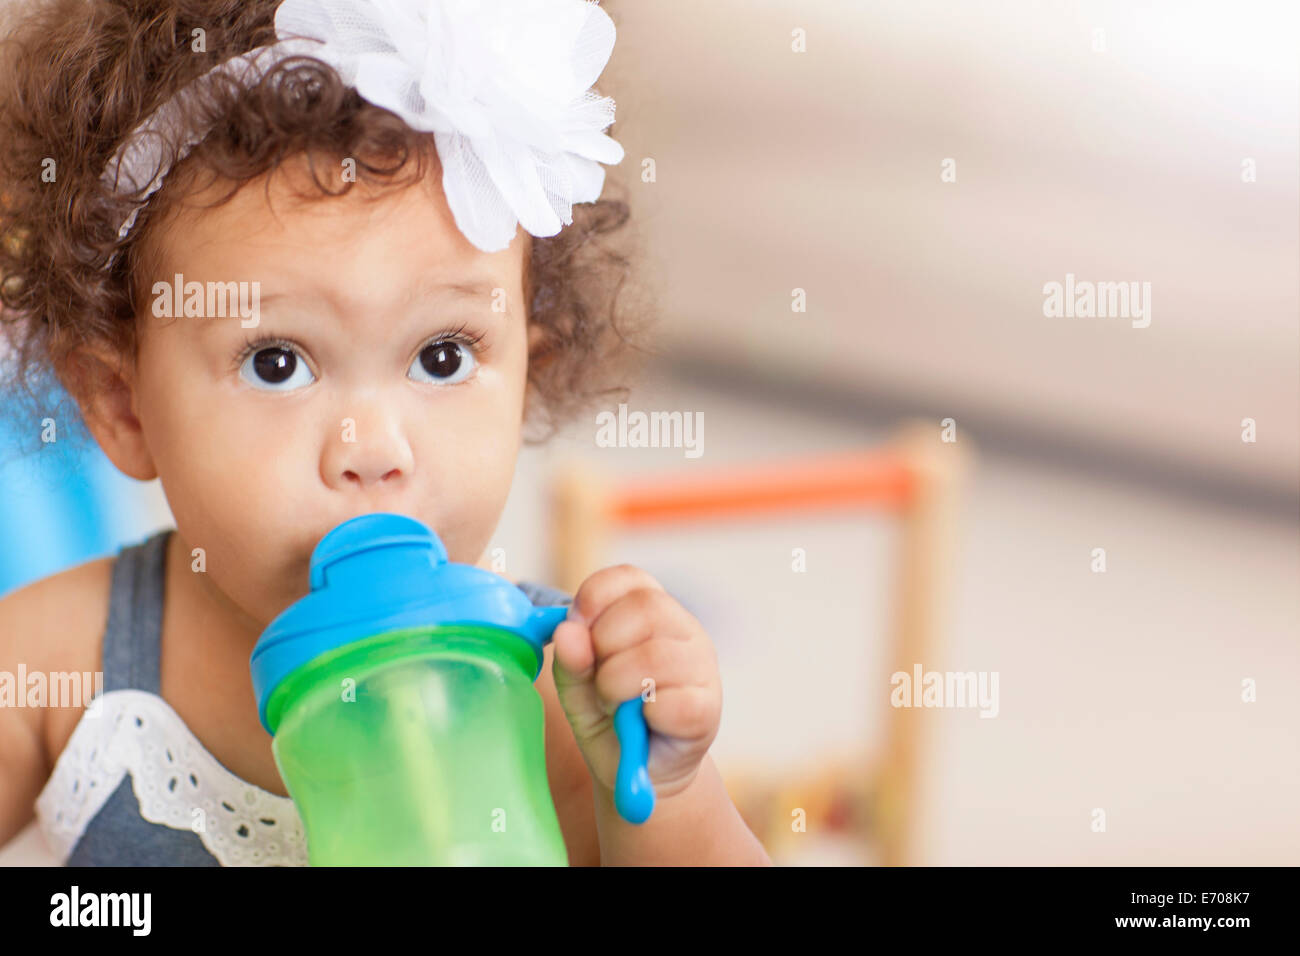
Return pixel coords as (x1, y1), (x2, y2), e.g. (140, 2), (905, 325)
(0, 0), (654, 456)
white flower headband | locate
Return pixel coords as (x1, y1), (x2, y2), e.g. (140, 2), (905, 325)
(100, 0), (625, 259)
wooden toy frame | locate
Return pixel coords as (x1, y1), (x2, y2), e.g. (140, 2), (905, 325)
(548, 419), (972, 865)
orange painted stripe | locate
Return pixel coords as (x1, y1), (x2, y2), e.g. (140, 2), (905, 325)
(607, 450), (916, 526)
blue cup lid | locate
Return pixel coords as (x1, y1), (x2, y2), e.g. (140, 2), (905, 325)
(249, 512), (569, 734)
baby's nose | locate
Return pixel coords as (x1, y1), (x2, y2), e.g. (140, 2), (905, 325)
(342, 464), (402, 486)
(322, 413), (414, 491)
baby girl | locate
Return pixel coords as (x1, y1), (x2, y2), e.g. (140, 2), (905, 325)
(0, 0), (769, 865)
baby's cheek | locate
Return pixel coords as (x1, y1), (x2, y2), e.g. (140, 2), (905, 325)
(418, 458), (506, 566)
(182, 412), (284, 517)
(162, 409), (317, 622)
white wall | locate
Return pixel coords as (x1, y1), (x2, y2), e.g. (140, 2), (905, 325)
(607, 0), (1299, 494)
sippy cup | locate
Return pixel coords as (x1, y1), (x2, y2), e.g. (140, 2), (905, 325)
(249, 512), (655, 866)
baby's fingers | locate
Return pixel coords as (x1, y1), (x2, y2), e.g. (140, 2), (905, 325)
(593, 636), (713, 716)
(643, 684), (722, 743)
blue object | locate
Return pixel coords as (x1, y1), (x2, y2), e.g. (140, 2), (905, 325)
(614, 698), (655, 823)
(250, 511), (655, 825)
(0, 376), (161, 598)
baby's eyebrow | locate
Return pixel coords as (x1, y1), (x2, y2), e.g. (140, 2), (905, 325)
(442, 280), (495, 295)
(249, 278), (500, 309)
(172, 276), (506, 337)
(402, 277), (500, 303)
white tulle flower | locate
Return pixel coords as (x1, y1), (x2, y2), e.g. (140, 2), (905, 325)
(102, 0), (624, 256)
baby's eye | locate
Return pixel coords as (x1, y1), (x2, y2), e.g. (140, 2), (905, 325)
(239, 345), (316, 391)
(409, 339), (478, 385)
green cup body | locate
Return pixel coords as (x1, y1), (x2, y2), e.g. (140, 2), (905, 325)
(268, 624), (567, 866)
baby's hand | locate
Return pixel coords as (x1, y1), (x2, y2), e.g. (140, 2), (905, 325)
(551, 565), (722, 803)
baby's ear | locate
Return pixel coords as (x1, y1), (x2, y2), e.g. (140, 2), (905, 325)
(61, 343), (158, 482)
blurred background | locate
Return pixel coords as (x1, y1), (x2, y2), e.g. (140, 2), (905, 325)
(2, 0), (1297, 865)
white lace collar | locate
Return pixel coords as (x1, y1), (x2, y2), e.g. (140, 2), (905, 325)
(35, 689), (308, 866)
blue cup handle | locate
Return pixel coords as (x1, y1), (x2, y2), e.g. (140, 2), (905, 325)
(613, 697), (655, 824)
(529, 604), (655, 824)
